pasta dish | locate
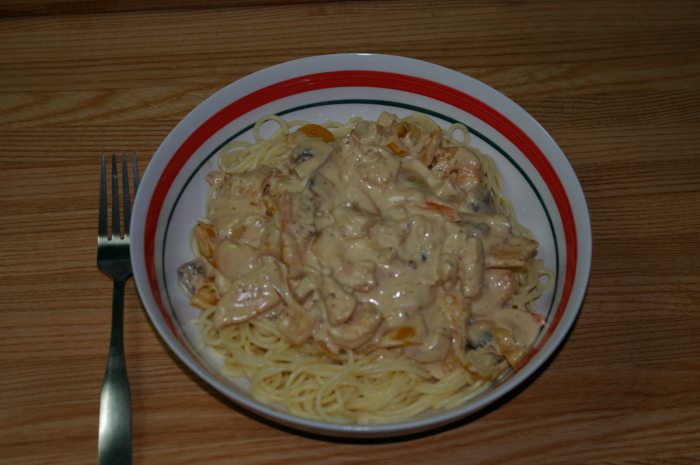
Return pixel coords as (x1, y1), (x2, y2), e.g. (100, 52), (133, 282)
(177, 111), (552, 423)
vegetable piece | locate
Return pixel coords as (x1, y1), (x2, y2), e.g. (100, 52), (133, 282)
(492, 327), (530, 368)
(391, 121), (410, 137)
(190, 280), (218, 310)
(377, 111), (397, 127)
(386, 141), (408, 157)
(423, 199), (459, 222)
(296, 124), (335, 143)
(177, 256), (214, 295)
(291, 140), (333, 178)
(407, 175), (429, 188)
(394, 326), (415, 340)
(193, 223), (218, 258)
(419, 127), (442, 164)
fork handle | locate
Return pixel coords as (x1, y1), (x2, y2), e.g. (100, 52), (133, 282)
(98, 278), (132, 465)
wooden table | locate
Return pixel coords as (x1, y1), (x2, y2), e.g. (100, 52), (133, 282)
(2, 1), (699, 463)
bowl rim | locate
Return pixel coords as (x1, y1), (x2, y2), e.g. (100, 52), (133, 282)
(130, 53), (592, 437)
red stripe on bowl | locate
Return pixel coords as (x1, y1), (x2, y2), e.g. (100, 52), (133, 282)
(145, 70), (578, 355)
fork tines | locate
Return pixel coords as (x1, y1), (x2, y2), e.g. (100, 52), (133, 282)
(99, 153), (139, 242)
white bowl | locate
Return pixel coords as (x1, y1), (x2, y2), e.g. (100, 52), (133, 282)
(130, 54), (592, 438)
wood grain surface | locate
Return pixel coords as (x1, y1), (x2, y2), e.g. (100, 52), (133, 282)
(1, 1), (699, 464)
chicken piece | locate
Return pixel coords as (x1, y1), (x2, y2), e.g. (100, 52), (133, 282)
(486, 236), (539, 268)
(332, 205), (378, 239)
(260, 256), (291, 300)
(294, 276), (315, 302)
(312, 227), (343, 270)
(458, 237), (485, 299)
(438, 252), (459, 286)
(332, 260), (377, 292)
(208, 166), (281, 225)
(213, 241), (262, 282)
(307, 171), (343, 217)
(403, 329), (452, 364)
(432, 146), (482, 192)
(284, 189), (316, 242)
(340, 144), (400, 189)
(258, 224), (281, 259)
(214, 269), (233, 295)
(213, 267), (281, 330)
(327, 303), (382, 349)
(470, 269), (519, 317)
(442, 290), (470, 338)
(424, 349), (466, 380)
(278, 301), (317, 346)
(322, 274), (357, 326)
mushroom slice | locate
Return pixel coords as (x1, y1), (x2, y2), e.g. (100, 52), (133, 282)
(467, 320), (495, 349)
(290, 140), (333, 178)
(177, 256), (214, 296)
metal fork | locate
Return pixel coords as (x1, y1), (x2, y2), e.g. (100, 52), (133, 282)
(97, 153), (139, 465)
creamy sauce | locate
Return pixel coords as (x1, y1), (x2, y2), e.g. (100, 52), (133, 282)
(178, 112), (544, 378)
